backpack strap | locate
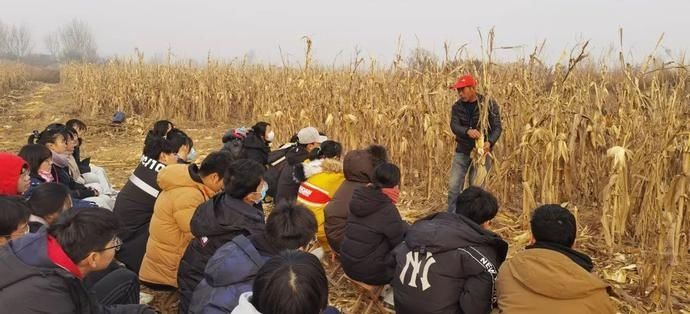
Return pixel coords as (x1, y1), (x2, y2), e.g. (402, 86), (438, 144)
(231, 235), (264, 267)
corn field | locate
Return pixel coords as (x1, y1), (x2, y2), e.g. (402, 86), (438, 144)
(0, 37), (679, 311)
(0, 62), (26, 96)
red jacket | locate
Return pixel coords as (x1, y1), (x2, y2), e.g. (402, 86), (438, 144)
(0, 153), (28, 196)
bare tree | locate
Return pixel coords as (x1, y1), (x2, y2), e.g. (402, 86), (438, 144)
(5, 24), (33, 59)
(44, 31), (61, 60)
(58, 19), (98, 62)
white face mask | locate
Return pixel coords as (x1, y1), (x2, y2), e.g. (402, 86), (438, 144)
(187, 148), (197, 162)
(265, 131), (275, 142)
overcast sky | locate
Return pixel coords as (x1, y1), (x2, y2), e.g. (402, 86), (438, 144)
(3, 0), (689, 65)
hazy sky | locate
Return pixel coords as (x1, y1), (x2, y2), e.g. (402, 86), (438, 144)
(3, 0), (689, 65)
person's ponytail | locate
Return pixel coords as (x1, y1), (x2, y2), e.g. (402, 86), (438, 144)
(27, 130), (40, 144)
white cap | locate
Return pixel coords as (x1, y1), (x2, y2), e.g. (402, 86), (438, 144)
(297, 127), (328, 145)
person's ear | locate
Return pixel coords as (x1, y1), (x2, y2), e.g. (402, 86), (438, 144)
(529, 233), (536, 245)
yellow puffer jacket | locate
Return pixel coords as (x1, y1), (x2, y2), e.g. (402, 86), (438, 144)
(297, 158), (345, 254)
(139, 164), (215, 287)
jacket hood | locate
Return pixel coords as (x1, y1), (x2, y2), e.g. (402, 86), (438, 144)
(0, 153), (28, 196)
(405, 212), (508, 260)
(349, 186), (392, 217)
(204, 236), (265, 287)
(504, 248), (610, 300)
(190, 193), (265, 237)
(295, 158), (343, 181)
(157, 164), (207, 192)
(0, 232), (59, 290)
(231, 292), (261, 314)
(343, 149), (378, 183)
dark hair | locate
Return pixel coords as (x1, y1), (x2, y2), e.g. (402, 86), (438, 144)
(166, 128), (192, 153)
(373, 163), (400, 189)
(18, 144), (52, 177)
(307, 140), (342, 161)
(28, 183), (71, 219)
(153, 120), (174, 137)
(27, 124), (66, 146)
(199, 151), (233, 179)
(47, 207), (120, 263)
(64, 127), (78, 141)
(530, 204), (577, 247)
(455, 187), (498, 225)
(65, 119), (87, 132)
(252, 250), (329, 314)
(367, 144), (389, 166)
(266, 202), (317, 251)
(251, 121), (271, 139)
(224, 159), (265, 199)
(142, 136), (175, 160)
(0, 196), (30, 238)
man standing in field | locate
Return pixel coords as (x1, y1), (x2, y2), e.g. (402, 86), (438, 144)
(447, 74), (502, 213)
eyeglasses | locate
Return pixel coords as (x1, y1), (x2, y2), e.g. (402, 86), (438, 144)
(98, 237), (123, 252)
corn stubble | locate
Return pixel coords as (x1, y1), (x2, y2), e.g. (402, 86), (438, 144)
(42, 34), (690, 312)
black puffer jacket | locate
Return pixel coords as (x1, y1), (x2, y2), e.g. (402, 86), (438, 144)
(393, 212), (508, 314)
(177, 193), (266, 314)
(113, 155), (166, 273)
(324, 149), (381, 253)
(450, 94), (502, 154)
(340, 186), (408, 285)
(0, 232), (151, 314)
(274, 146), (310, 204)
(242, 132), (270, 167)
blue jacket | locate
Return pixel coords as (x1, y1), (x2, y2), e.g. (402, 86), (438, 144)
(189, 235), (274, 314)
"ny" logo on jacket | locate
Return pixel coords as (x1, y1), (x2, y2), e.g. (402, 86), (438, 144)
(398, 251), (436, 291)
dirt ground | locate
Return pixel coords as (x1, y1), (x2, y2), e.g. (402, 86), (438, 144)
(1, 82), (689, 313)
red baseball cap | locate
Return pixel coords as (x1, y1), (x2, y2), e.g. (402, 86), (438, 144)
(449, 74), (477, 89)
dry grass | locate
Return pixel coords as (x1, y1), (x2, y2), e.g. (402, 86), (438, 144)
(2, 38), (689, 312)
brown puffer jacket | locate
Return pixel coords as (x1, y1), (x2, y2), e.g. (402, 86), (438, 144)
(324, 147), (385, 253)
(139, 164), (215, 287)
(497, 247), (616, 314)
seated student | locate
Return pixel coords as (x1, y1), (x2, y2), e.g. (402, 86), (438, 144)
(27, 183), (72, 233)
(18, 143), (93, 205)
(232, 250), (340, 314)
(113, 137), (179, 273)
(340, 163), (408, 286)
(177, 159), (267, 313)
(65, 119), (116, 195)
(189, 202), (318, 313)
(144, 120), (175, 148)
(0, 196), (30, 246)
(497, 205), (615, 314)
(0, 152), (30, 197)
(274, 126), (327, 204)
(295, 140), (345, 255)
(393, 187), (508, 314)
(242, 122), (274, 167)
(167, 128), (196, 164)
(27, 126), (110, 208)
(0, 207), (154, 313)
(139, 151), (230, 289)
(324, 145), (388, 253)
(63, 128), (116, 209)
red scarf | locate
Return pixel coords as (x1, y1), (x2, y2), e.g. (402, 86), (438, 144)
(46, 235), (83, 279)
(382, 187), (400, 205)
